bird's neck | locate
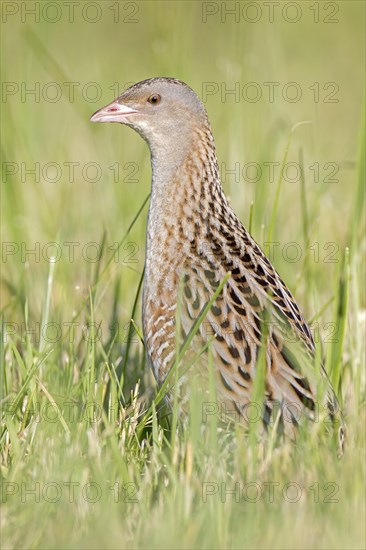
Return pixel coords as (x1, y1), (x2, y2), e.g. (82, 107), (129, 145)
(142, 123), (231, 317)
(147, 124), (225, 233)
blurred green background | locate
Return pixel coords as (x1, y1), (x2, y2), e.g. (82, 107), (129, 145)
(1, 2), (365, 549)
(2, 1), (364, 320)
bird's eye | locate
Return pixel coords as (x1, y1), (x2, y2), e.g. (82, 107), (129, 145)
(148, 94), (161, 105)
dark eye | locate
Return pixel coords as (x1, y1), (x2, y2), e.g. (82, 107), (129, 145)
(148, 94), (161, 105)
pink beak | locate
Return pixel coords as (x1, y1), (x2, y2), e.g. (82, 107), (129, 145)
(90, 100), (138, 123)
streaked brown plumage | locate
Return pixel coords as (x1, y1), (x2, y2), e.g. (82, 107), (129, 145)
(91, 77), (343, 441)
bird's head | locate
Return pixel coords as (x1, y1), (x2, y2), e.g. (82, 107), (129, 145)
(90, 77), (208, 154)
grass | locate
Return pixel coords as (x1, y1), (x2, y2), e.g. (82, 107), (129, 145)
(1, 2), (365, 549)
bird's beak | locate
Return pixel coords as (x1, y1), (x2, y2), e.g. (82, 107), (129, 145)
(90, 100), (138, 123)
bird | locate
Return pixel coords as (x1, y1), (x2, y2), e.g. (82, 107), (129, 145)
(91, 77), (343, 442)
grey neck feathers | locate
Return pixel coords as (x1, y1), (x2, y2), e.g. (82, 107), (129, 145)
(147, 119), (222, 225)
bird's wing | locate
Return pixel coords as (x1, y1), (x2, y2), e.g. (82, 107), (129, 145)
(179, 216), (332, 430)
